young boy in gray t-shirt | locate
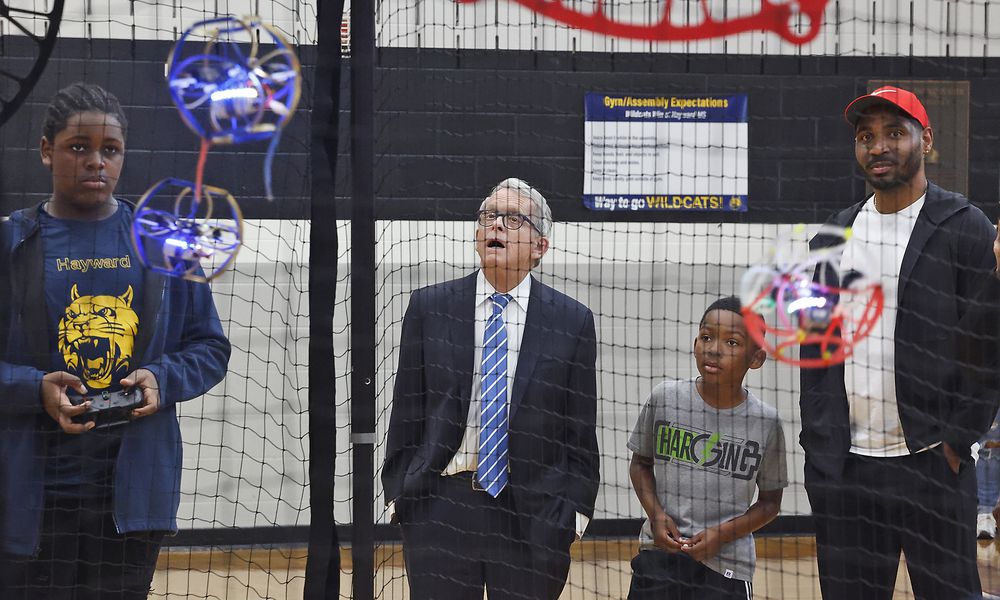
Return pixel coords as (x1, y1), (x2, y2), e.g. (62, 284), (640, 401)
(627, 296), (787, 599)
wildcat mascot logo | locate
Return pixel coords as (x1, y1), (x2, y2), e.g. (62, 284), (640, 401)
(58, 284), (139, 389)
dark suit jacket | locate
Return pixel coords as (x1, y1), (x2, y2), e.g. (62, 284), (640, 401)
(800, 183), (1000, 478)
(381, 272), (600, 544)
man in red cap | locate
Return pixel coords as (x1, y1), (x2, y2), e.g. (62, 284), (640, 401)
(798, 85), (1000, 599)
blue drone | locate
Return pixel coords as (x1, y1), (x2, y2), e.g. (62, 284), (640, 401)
(133, 15), (301, 281)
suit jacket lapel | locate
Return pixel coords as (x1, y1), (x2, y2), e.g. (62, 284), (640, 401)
(450, 273), (478, 415)
(511, 277), (546, 420)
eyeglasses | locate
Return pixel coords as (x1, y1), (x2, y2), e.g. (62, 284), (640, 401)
(476, 209), (542, 233)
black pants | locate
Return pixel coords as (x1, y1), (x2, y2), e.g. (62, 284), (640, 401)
(398, 473), (574, 600)
(805, 449), (981, 600)
(627, 550), (753, 600)
(0, 495), (164, 600)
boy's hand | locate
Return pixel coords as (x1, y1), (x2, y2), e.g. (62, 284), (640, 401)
(41, 371), (92, 433)
(681, 527), (725, 562)
(651, 513), (686, 553)
(121, 369), (160, 419)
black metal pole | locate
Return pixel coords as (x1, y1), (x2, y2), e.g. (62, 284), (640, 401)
(304, 0), (345, 598)
(350, 0), (377, 598)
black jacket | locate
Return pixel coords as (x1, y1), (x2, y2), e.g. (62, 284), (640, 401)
(800, 183), (1000, 478)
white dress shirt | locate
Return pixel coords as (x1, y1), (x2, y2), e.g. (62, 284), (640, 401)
(443, 270), (530, 474)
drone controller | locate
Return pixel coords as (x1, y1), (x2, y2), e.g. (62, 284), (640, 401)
(70, 388), (143, 429)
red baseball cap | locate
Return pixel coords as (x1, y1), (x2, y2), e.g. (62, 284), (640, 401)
(844, 85), (930, 129)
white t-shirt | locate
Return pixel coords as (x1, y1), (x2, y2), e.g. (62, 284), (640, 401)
(840, 194), (925, 456)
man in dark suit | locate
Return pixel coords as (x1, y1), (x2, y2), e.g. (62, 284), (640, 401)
(382, 178), (600, 599)
(800, 86), (1000, 599)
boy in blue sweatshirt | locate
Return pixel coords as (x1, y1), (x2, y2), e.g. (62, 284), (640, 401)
(0, 82), (231, 599)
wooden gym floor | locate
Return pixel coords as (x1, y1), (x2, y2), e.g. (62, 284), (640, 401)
(151, 537), (1000, 599)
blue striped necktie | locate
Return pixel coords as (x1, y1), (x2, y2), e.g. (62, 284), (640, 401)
(477, 292), (512, 497)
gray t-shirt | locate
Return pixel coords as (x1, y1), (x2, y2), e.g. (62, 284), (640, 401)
(627, 378), (788, 582)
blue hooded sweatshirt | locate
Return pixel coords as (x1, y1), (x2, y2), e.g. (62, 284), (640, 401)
(0, 201), (231, 555)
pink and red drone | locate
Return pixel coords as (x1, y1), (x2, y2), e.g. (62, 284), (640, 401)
(740, 225), (884, 368)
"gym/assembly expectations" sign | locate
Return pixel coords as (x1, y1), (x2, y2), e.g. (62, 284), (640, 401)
(583, 93), (748, 212)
